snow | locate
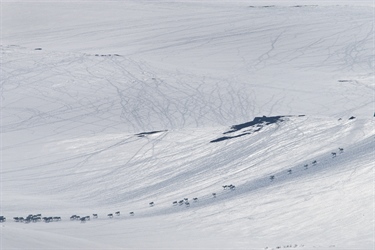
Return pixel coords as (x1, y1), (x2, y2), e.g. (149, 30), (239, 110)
(1, 0), (374, 249)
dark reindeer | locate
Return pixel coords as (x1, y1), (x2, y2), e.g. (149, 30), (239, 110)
(53, 217), (61, 221)
(0, 216), (6, 222)
(70, 215), (78, 220)
(42, 217), (52, 223)
(32, 216), (41, 222)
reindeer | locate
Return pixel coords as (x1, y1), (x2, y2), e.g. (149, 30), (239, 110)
(43, 217), (52, 223)
(53, 217), (61, 221)
(115, 211), (120, 216)
(70, 215), (78, 220)
(32, 216), (41, 223)
(185, 202), (190, 207)
(212, 193), (217, 198)
(193, 197), (198, 202)
(270, 175), (275, 181)
(93, 214), (98, 218)
(149, 202), (155, 207)
(0, 216), (6, 222)
(287, 169), (292, 174)
(332, 152), (337, 157)
(312, 160), (317, 165)
(178, 200), (184, 205)
(107, 213), (113, 218)
(172, 201), (178, 206)
(80, 217), (86, 223)
(339, 148), (344, 153)
(129, 212), (134, 216)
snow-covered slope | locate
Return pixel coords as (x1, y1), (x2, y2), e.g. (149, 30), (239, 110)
(1, 1), (374, 249)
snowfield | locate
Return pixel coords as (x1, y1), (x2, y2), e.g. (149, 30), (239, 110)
(1, 0), (374, 249)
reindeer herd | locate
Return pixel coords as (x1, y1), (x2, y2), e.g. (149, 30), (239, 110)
(270, 147), (344, 181)
(0, 212), (128, 224)
(1, 214), (62, 224)
(0, 148), (344, 225)
(0, 184), (236, 224)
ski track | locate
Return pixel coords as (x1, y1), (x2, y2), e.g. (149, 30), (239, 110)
(1, 1), (374, 249)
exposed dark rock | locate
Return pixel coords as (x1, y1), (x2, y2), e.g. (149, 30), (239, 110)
(135, 130), (167, 137)
(210, 115), (303, 143)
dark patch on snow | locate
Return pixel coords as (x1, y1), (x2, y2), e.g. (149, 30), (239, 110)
(93, 54), (120, 57)
(135, 130), (167, 137)
(338, 79), (351, 82)
(210, 115), (302, 143)
(34, 48), (42, 50)
(248, 5), (275, 8)
(293, 5), (318, 7)
(224, 116), (285, 134)
(349, 116), (356, 120)
(249, 5), (317, 9)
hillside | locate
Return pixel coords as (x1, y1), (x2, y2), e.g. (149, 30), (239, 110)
(1, 1), (374, 249)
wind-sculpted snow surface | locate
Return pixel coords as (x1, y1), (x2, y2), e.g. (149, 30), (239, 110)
(1, 1), (375, 249)
(2, 2), (375, 135)
(1, 116), (374, 249)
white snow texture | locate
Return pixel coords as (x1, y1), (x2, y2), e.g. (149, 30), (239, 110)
(1, 0), (374, 249)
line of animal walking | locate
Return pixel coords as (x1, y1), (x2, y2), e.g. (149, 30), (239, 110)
(0, 212), (123, 224)
(0, 184), (237, 224)
(0, 148), (344, 225)
(270, 147), (344, 180)
(1, 214), (61, 223)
